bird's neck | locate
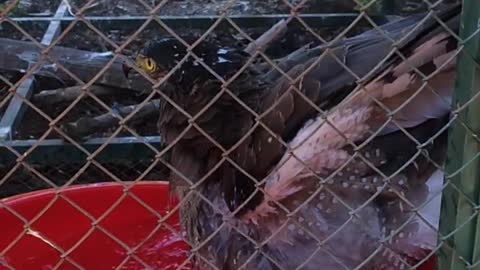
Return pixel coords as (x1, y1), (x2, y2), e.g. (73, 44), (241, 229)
(165, 69), (268, 142)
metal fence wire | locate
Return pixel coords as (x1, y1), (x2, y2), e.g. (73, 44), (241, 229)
(0, 0), (480, 269)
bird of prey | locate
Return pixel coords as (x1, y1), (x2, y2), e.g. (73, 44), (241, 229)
(124, 4), (460, 269)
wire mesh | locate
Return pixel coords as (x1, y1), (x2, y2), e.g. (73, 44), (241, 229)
(0, 0), (478, 269)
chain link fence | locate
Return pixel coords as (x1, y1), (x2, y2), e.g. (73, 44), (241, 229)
(0, 0), (479, 269)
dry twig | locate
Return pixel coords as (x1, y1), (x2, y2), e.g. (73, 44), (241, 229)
(61, 99), (160, 140)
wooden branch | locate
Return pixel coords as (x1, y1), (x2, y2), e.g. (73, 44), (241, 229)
(244, 19), (288, 55)
(0, 37), (153, 92)
(33, 85), (118, 105)
(2, 18), (290, 95)
(61, 99), (160, 140)
(0, 32), (291, 95)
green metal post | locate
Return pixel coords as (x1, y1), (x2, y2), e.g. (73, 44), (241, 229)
(438, 1), (480, 270)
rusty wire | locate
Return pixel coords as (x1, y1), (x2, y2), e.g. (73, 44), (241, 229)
(0, 0), (479, 269)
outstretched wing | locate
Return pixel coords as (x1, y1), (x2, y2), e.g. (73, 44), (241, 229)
(225, 4), (461, 215)
(240, 26), (457, 269)
(252, 27), (457, 215)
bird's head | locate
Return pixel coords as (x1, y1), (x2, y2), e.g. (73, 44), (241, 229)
(123, 37), (251, 92)
(129, 37), (187, 81)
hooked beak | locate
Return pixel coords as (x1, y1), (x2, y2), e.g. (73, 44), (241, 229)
(122, 63), (132, 79)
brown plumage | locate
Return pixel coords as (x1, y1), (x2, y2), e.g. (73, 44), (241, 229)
(125, 4), (461, 269)
(242, 28), (457, 269)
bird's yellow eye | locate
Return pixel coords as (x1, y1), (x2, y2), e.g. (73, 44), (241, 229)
(144, 58), (156, 72)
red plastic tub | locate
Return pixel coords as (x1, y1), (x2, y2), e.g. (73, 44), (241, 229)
(0, 182), (436, 269)
(0, 182), (190, 270)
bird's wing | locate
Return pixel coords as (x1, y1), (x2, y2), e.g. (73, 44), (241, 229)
(245, 27), (456, 224)
(224, 4), (460, 215)
(237, 29), (456, 269)
(263, 3), (461, 85)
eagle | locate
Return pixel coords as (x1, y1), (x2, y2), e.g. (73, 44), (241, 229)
(124, 4), (461, 269)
